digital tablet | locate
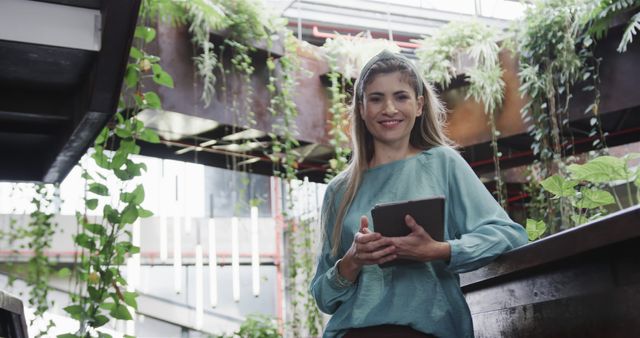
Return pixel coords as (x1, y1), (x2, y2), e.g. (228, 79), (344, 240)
(371, 196), (445, 267)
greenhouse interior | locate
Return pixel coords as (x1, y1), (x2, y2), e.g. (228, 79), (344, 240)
(1, 0), (639, 337)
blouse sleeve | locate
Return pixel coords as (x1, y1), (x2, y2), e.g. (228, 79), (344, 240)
(309, 182), (358, 314)
(443, 149), (528, 274)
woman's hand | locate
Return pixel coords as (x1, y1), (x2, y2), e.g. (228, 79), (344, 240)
(388, 215), (451, 262)
(338, 216), (397, 282)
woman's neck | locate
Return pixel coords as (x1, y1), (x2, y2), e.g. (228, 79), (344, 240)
(369, 142), (421, 168)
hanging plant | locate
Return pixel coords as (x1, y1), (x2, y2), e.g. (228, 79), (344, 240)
(589, 0), (640, 53)
(1, 184), (60, 337)
(58, 14), (167, 336)
(513, 0), (601, 233)
(415, 21), (507, 207)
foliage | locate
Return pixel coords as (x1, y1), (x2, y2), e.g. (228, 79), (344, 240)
(415, 21), (506, 206)
(322, 32), (400, 79)
(528, 153), (639, 235)
(213, 314), (281, 338)
(284, 215), (323, 337)
(267, 35), (302, 183)
(526, 218), (547, 241)
(589, 0), (640, 52)
(59, 11), (167, 335)
(324, 71), (352, 182)
(2, 184), (59, 337)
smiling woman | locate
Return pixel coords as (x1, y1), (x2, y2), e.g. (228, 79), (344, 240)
(309, 50), (528, 338)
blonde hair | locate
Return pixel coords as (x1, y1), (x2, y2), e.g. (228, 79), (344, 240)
(325, 54), (455, 257)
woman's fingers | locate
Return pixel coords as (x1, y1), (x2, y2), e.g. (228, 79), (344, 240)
(356, 244), (396, 264)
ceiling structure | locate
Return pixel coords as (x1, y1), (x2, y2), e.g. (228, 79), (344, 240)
(273, 0), (523, 48)
(0, 0), (141, 183)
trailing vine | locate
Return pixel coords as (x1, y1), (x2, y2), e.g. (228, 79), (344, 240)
(415, 21), (507, 207)
(324, 71), (352, 181)
(2, 184), (59, 337)
(59, 13), (167, 337)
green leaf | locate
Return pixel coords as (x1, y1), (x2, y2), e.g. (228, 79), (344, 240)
(152, 69), (175, 88)
(123, 291), (138, 310)
(94, 127), (109, 145)
(134, 26), (156, 43)
(57, 334), (79, 338)
(131, 185), (145, 205)
(137, 207), (153, 218)
(75, 233), (95, 250)
(143, 92), (162, 109)
(129, 46), (143, 59)
(526, 219), (547, 241)
(120, 185), (144, 205)
(98, 332), (113, 338)
(92, 315), (110, 328)
(120, 139), (140, 155)
(63, 305), (83, 319)
(571, 214), (589, 226)
(114, 127), (132, 139)
(110, 150), (127, 170)
(121, 204), (139, 224)
(124, 64), (139, 88)
(83, 223), (106, 235)
(114, 169), (134, 181)
(57, 267), (71, 278)
(575, 188), (615, 209)
(91, 150), (110, 169)
(125, 161), (143, 177)
(100, 302), (115, 311)
(88, 286), (101, 301)
(86, 199), (99, 210)
(104, 205), (120, 224)
(89, 183), (109, 196)
(101, 269), (114, 285)
(110, 303), (133, 320)
(138, 128), (161, 143)
(540, 175), (577, 197)
(568, 156), (630, 183)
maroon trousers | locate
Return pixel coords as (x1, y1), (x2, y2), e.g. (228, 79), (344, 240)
(343, 324), (437, 338)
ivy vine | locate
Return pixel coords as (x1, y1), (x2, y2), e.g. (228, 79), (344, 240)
(58, 14), (167, 337)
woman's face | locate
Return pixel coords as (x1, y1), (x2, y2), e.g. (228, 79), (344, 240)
(360, 71), (424, 149)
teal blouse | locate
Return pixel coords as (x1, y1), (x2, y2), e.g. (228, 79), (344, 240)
(310, 146), (528, 338)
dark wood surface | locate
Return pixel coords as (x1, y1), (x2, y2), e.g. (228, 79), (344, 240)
(461, 206), (640, 338)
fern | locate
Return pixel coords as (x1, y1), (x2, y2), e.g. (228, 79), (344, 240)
(618, 11), (640, 51)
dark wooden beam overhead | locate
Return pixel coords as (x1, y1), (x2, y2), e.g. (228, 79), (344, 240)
(0, 0), (142, 183)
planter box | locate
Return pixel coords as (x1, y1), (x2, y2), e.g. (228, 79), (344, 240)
(460, 205), (640, 337)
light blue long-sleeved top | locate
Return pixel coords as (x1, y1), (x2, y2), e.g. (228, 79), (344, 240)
(310, 146), (528, 338)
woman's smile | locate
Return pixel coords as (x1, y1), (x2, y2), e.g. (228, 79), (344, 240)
(361, 72), (423, 148)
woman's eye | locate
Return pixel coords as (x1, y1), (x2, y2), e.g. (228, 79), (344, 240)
(368, 97), (381, 103)
(396, 95), (409, 101)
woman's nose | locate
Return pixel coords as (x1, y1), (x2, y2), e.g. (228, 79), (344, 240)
(383, 99), (397, 114)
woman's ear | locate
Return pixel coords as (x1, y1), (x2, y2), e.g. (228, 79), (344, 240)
(416, 95), (425, 116)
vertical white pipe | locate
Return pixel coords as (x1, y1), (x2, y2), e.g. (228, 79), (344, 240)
(173, 215), (182, 294)
(195, 244), (204, 330)
(251, 206), (260, 297)
(208, 218), (218, 307)
(160, 216), (168, 262)
(231, 216), (240, 302)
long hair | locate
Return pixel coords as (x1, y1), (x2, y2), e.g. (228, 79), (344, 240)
(326, 54), (455, 257)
